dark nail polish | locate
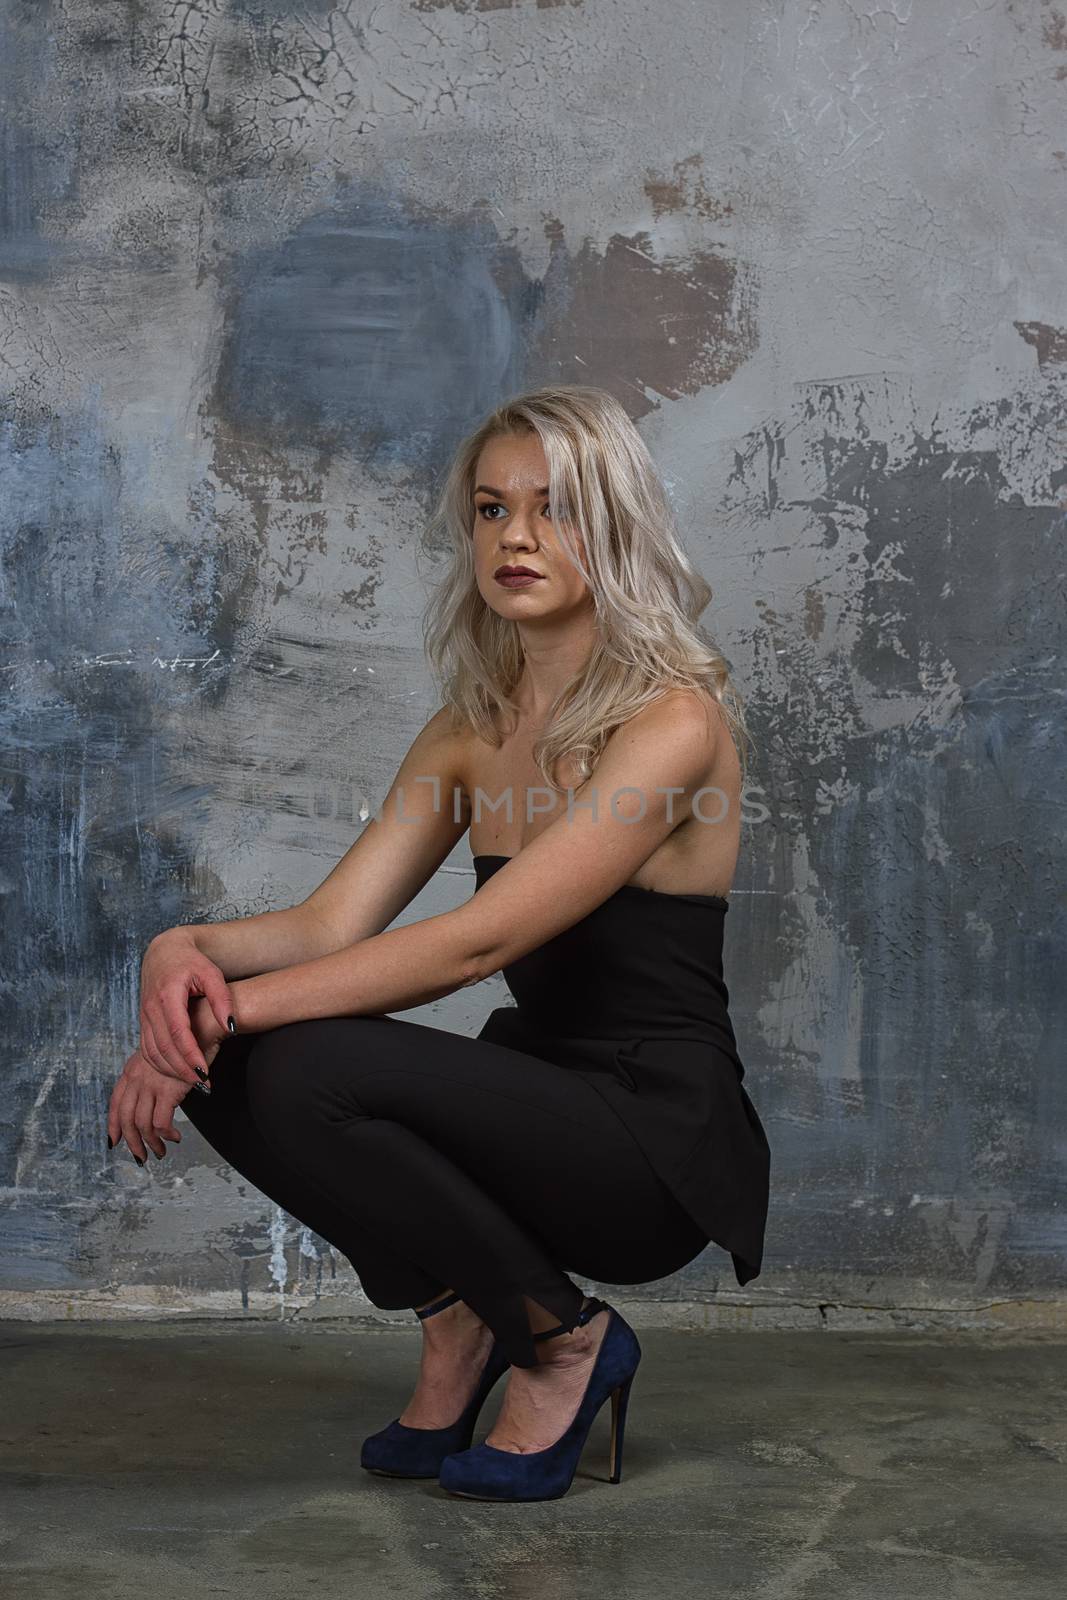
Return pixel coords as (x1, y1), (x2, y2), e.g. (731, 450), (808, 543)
(195, 1081), (211, 1096)
(194, 1066), (209, 1082)
(107, 1135), (113, 1150)
(227, 1015), (236, 1034)
(134, 1156), (145, 1167)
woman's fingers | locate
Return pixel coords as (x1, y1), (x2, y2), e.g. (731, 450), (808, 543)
(140, 992), (205, 1086)
(199, 966), (236, 1041)
(140, 996), (193, 1082)
(137, 1009), (167, 1077)
(153, 1085), (187, 1149)
(114, 1073), (144, 1163)
(133, 1083), (166, 1162)
(160, 988), (212, 1077)
(107, 1070), (131, 1152)
(108, 1054), (190, 1164)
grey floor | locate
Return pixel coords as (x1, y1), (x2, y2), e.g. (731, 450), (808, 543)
(1, 1319), (1064, 1599)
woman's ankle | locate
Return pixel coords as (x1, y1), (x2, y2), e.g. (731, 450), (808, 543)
(420, 1299), (490, 1345)
(529, 1300), (606, 1366)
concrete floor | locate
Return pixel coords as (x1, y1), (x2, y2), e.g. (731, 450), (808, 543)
(0, 1319), (1064, 1599)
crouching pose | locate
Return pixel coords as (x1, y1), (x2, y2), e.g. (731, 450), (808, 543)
(107, 385), (771, 1504)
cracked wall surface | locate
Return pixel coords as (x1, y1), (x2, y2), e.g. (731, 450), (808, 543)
(1, 0), (1065, 1318)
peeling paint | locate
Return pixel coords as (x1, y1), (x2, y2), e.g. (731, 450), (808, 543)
(1015, 321), (1067, 369)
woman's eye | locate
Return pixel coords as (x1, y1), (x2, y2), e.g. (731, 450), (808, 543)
(475, 503), (557, 520)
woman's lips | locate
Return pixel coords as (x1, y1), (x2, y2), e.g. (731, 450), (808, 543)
(494, 573), (544, 588)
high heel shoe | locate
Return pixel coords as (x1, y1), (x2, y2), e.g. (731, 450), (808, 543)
(437, 1295), (641, 1502)
(360, 1289), (511, 1479)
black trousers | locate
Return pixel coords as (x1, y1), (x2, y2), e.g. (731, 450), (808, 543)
(179, 1014), (711, 1368)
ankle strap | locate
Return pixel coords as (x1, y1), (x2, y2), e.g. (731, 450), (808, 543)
(415, 1289), (463, 1320)
(531, 1295), (608, 1342)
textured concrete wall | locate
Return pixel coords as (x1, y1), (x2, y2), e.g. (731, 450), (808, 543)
(2, 0), (1064, 1325)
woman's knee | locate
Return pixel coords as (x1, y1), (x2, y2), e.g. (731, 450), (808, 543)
(242, 1021), (337, 1136)
(243, 1017), (389, 1133)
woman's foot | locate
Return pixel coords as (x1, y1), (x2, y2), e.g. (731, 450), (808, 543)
(483, 1298), (611, 1454)
(398, 1297), (497, 1429)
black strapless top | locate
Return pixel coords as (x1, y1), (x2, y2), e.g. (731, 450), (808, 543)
(472, 855), (771, 1286)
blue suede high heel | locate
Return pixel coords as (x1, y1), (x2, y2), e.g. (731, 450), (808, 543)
(437, 1295), (641, 1502)
(360, 1289), (511, 1479)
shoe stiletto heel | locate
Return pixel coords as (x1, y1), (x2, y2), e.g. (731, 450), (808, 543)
(437, 1296), (642, 1502)
(360, 1289), (510, 1480)
(609, 1371), (635, 1483)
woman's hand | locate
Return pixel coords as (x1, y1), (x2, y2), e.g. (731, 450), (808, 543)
(139, 929), (236, 1087)
(107, 1047), (202, 1164)
(187, 993), (230, 1061)
(108, 992), (231, 1162)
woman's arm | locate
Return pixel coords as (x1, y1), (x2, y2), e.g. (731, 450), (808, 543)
(140, 706), (474, 1080)
(226, 690), (718, 1033)
(156, 901), (343, 981)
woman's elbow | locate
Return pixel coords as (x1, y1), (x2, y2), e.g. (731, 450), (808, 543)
(461, 944), (503, 988)
(451, 908), (505, 988)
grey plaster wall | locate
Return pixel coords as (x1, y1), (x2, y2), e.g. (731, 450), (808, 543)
(2, 0), (1064, 1324)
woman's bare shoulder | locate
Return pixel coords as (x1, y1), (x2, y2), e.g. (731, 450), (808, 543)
(608, 684), (726, 751)
(414, 703), (483, 784)
(418, 702), (472, 746)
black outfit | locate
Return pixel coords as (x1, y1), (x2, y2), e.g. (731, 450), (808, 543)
(179, 854), (771, 1369)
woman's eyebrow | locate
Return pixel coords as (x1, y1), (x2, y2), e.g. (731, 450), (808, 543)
(474, 484), (550, 498)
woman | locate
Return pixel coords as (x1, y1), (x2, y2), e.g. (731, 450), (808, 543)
(106, 384), (771, 1503)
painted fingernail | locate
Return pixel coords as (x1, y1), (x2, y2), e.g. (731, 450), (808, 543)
(195, 1081), (211, 1096)
(194, 1066), (209, 1082)
(227, 1015), (236, 1034)
(107, 1135), (113, 1150)
(134, 1156), (145, 1167)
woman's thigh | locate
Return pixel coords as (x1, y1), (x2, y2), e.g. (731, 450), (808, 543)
(241, 1014), (709, 1286)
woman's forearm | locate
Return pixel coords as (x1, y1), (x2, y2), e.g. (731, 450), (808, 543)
(228, 905), (487, 1031)
(161, 903), (346, 981)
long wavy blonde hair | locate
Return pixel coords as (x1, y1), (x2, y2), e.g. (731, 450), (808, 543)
(418, 384), (754, 793)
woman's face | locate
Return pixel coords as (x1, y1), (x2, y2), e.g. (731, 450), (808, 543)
(471, 431), (593, 623)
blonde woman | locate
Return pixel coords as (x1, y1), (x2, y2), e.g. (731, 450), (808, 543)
(107, 385), (771, 1503)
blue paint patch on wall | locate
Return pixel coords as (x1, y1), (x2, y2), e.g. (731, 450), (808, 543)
(0, 395), (236, 1214)
(0, 3), (81, 284)
(209, 188), (533, 474)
